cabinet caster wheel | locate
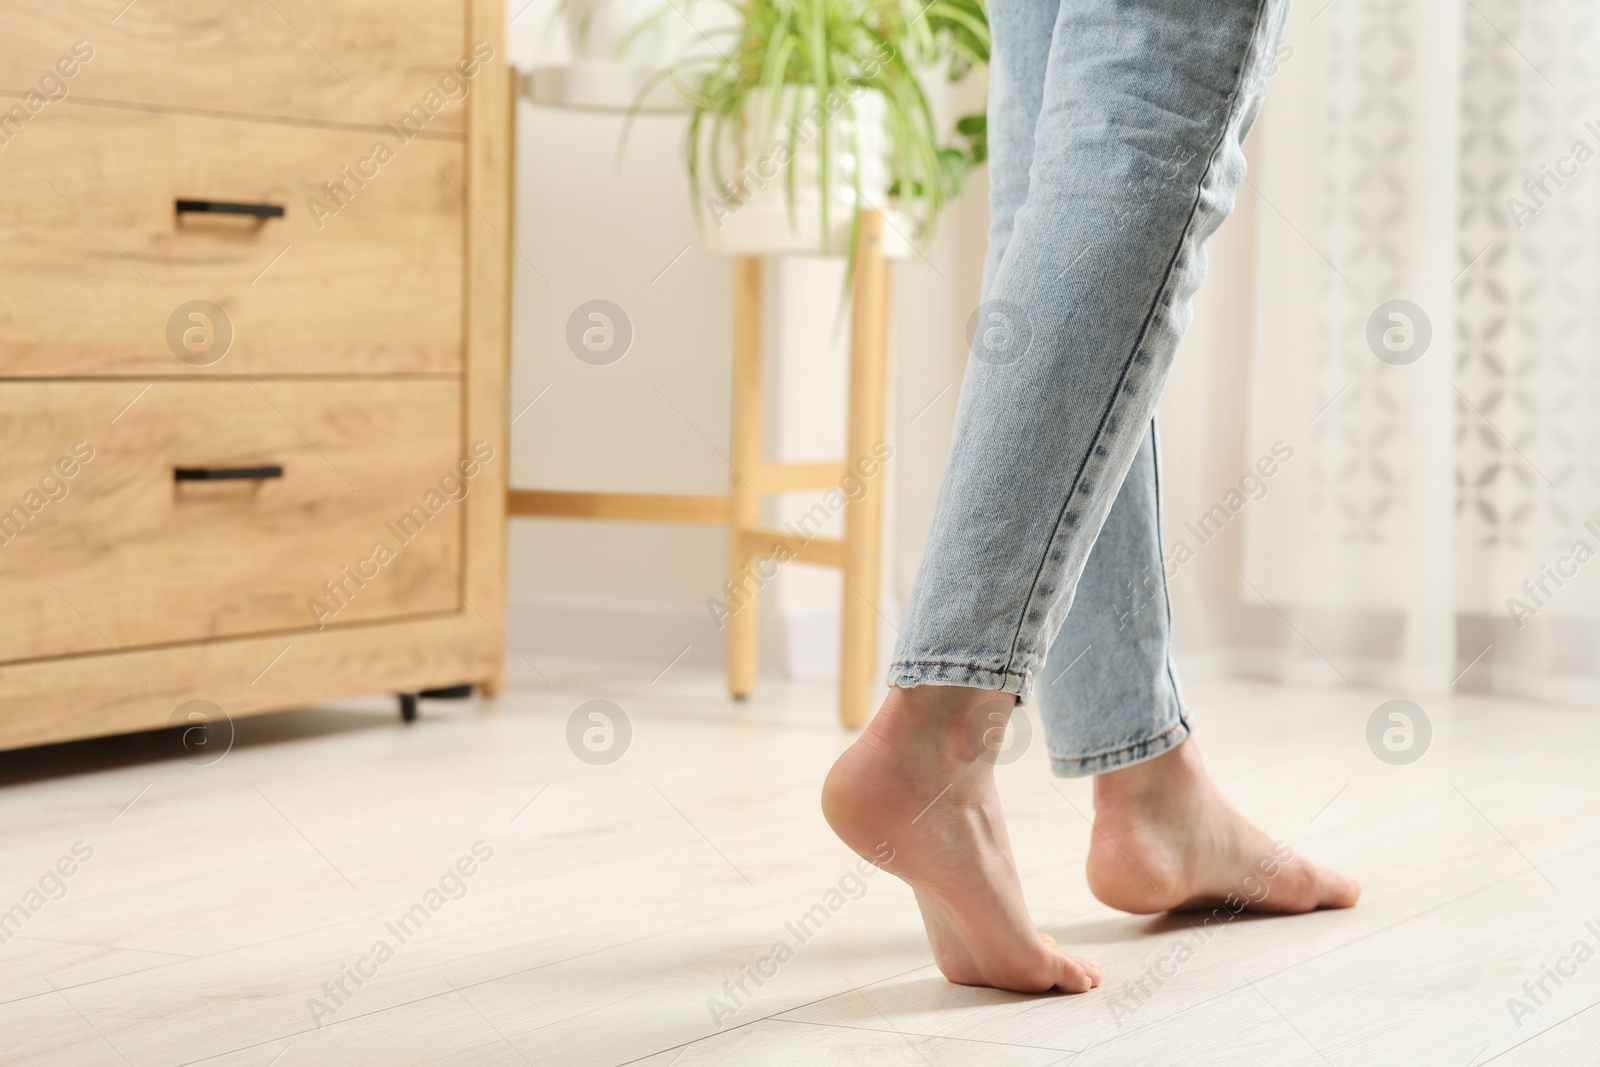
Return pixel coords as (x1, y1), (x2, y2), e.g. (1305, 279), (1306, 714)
(399, 693), (419, 722)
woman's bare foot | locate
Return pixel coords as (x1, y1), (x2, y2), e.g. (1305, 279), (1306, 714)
(1086, 736), (1361, 914)
(822, 686), (1102, 994)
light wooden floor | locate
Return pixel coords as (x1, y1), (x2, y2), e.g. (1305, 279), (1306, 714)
(4, 658), (1599, 1066)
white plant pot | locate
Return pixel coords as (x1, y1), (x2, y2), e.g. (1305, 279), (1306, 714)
(704, 87), (912, 258)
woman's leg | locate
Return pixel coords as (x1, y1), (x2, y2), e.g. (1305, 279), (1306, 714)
(819, 0), (1102, 995)
(893, 0), (1284, 697)
(1036, 426), (1356, 917)
(823, 0), (1358, 994)
(981, 7), (1191, 777)
(1036, 422), (1191, 777)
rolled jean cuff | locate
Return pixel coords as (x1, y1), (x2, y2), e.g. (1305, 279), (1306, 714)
(1049, 713), (1191, 778)
(885, 659), (1032, 701)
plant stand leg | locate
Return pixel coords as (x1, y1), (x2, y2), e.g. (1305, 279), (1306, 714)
(725, 256), (763, 700)
(839, 212), (891, 730)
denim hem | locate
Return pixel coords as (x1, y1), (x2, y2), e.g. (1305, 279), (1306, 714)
(1048, 713), (1191, 778)
(886, 659), (1032, 701)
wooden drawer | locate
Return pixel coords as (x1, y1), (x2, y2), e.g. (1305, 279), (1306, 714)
(0, 0), (471, 133)
(0, 105), (463, 377)
(0, 381), (474, 664)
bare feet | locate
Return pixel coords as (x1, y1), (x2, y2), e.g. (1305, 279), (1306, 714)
(822, 686), (1103, 994)
(823, 687), (1356, 993)
(1086, 736), (1361, 914)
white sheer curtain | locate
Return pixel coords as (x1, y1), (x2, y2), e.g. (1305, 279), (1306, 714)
(1227, 0), (1600, 703)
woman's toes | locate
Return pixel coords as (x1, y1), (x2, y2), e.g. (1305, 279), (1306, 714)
(1055, 952), (1100, 993)
(1072, 952), (1103, 987)
(1317, 866), (1360, 908)
(1038, 933), (1101, 992)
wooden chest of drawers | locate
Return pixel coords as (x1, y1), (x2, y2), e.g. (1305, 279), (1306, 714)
(0, 0), (510, 750)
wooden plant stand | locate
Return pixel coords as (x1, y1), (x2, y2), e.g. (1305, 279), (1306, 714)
(507, 210), (893, 727)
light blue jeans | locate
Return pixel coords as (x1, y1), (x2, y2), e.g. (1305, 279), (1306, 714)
(888, 0), (1289, 776)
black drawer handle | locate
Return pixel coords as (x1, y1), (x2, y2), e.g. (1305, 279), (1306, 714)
(174, 465), (284, 482)
(175, 199), (285, 219)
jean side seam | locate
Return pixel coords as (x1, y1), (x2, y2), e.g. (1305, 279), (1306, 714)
(1149, 419), (1189, 719)
(998, 1), (1272, 687)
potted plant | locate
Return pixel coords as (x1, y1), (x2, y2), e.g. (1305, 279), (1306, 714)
(641, 0), (988, 263)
